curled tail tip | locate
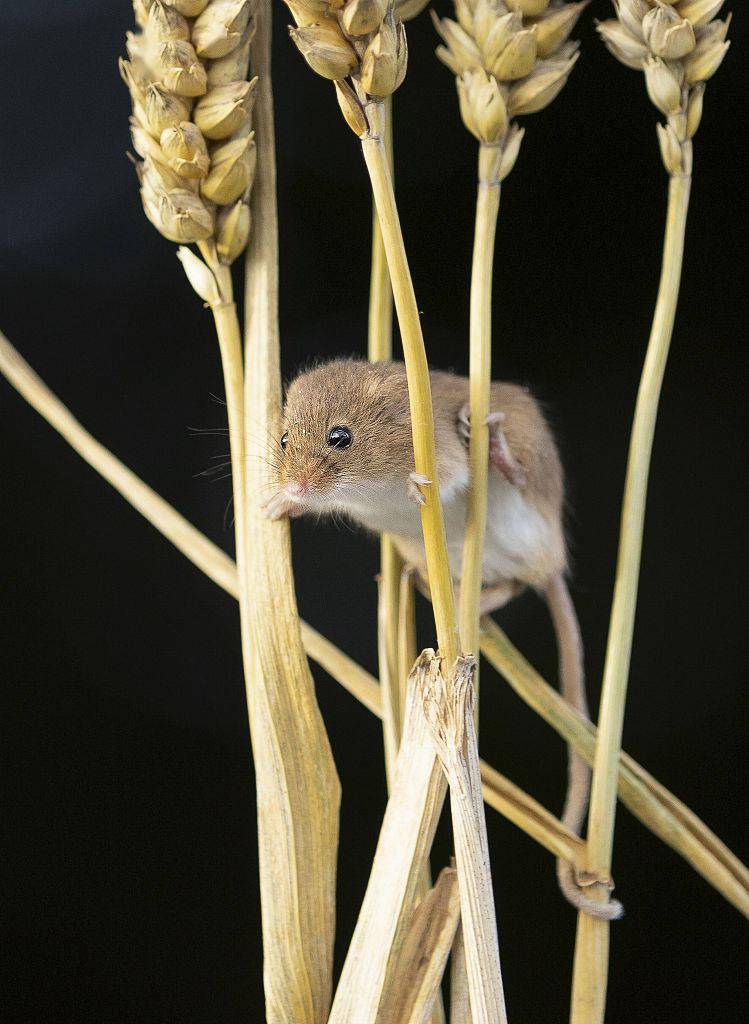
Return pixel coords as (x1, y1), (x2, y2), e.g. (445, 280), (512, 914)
(557, 864), (625, 921)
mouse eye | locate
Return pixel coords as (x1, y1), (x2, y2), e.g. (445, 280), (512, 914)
(327, 426), (352, 450)
(280, 431), (288, 450)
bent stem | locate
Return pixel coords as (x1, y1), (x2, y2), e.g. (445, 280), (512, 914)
(570, 172), (692, 1024)
(361, 98), (460, 667)
(459, 144), (502, 666)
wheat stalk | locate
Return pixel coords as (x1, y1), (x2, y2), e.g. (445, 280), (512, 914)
(570, 4), (732, 1020)
(378, 865), (462, 1024)
(2, 324), (746, 919)
(327, 652), (454, 1022)
(122, 4), (341, 1020)
(422, 660), (508, 1024)
(367, 81), (447, 1024)
(367, 92), (404, 789)
(432, 0), (586, 657)
(240, 6), (341, 1020)
(432, 3), (589, 929)
(288, 0), (459, 664)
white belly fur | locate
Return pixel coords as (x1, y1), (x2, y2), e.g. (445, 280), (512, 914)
(331, 469), (558, 588)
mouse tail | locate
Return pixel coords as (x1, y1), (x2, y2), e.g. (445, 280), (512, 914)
(546, 573), (624, 921)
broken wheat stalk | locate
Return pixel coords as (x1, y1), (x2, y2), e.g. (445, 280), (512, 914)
(377, 865), (462, 1024)
(327, 651), (451, 1023)
(422, 660), (508, 1024)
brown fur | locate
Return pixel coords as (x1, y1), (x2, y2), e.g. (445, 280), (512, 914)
(281, 360), (564, 554)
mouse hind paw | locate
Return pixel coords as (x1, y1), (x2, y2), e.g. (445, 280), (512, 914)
(458, 403), (524, 488)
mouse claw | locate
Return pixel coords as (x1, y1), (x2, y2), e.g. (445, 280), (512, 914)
(458, 403), (506, 446)
(407, 472), (432, 506)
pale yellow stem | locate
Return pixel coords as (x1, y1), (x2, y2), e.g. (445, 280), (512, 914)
(368, 94), (394, 365)
(378, 539), (406, 788)
(398, 566), (418, 721)
(424, 664), (507, 1024)
(328, 653), (449, 1024)
(378, 866), (461, 1024)
(237, 8), (341, 1022)
(368, 96), (404, 788)
(570, 173), (692, 1023)
(450, 924), (471, 1024)
(459, 144), (501, 662)
(361, 99), (460, 666)
(362, 99), (451, 1024)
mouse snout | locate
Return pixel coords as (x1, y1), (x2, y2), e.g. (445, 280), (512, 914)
(285, 479), (310, 498)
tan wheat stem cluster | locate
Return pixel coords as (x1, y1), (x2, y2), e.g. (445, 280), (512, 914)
(123, 5), (343, 1022)
(598, 0), (731, 176)
(122, 0), (257, 265)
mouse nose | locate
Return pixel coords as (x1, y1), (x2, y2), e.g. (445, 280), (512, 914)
(286, 480), (309, 498)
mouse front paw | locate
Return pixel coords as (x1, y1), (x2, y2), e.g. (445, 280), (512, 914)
(407, 471), (432, 506)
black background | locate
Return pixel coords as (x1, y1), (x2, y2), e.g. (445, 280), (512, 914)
(1, 2), (746, 1021)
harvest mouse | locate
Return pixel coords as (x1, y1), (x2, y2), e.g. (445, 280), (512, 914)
(265, 358), (622, 921)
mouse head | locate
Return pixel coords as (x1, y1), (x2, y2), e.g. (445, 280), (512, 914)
(275, 359), (412, 513)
